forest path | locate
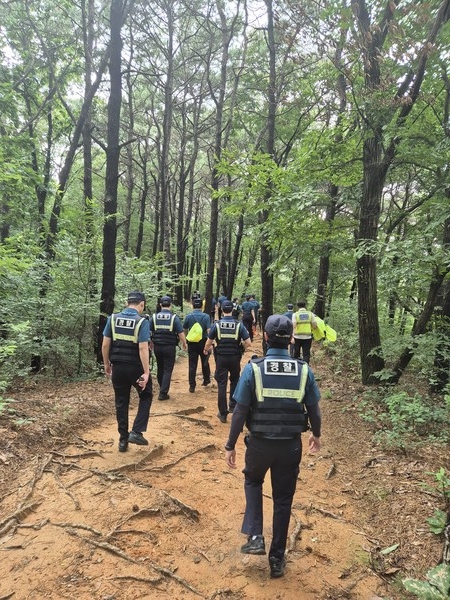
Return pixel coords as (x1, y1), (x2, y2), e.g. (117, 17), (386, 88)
(0, 335), (436, 600)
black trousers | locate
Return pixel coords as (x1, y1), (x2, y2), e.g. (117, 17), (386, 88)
(187, 339), (211, 388)
(154, 343), (176, 395)
(111, 362), (153, 441)
(241, 435), (302, 560)
(293, 337), (312, 363)
(214, 353), (241, 415)
(242, 315), (254, 341)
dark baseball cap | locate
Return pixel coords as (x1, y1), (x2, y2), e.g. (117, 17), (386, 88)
(127, 291), (146, 303)
(265, 315), (293, 342)
(193, 298), (202, 308)
(221, 300), (233, 311)
(287, 303), (293, 310)
(161, 295), (171, 306)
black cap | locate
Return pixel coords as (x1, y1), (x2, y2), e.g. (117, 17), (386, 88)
(221, 300), (233, 312)
(161, 295), (171, 306)
(265, 315), (293, 343)
(127, 291), (146, 303)
(193, 298), (202, 308)
(287, 303), (293, 310)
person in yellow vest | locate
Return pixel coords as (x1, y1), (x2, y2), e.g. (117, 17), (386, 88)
(292, 301), (317, 364)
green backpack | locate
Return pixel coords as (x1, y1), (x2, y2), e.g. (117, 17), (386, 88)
(186, 321), (203, 342)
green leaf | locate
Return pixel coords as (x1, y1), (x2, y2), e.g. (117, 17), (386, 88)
(380, 543), (399, 555)
(427, 564), (450, 595)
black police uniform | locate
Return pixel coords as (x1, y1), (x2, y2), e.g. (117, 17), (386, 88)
(241, 298), (255, 341)
(225, 314), (321, 577)
(150, 307), (183, 399)
(105, 309), (153, 444)
(207, 313), (250, 418)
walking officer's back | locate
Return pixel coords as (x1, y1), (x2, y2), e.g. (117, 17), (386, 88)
(101, 291), (153, 452)
(150, 295), (187, 401)
(203, 299), (251, 422)
(224, 314), (322, 578)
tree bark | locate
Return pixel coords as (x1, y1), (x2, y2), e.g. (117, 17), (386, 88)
(98, 0), (124, 359)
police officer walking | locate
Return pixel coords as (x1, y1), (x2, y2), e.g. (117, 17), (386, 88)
(183, 297), (211, 392)
(150, 295), (187, 400)
(203, 300), (251, 422)
(224, 314), (322, 578)
(101, 291), (153, 452)
(292, 301), (317, 364)
(241, 295), (256, 342)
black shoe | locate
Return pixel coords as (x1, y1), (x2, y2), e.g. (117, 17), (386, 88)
(128, 431), (149, 445)
(202, 381), (210, 386)
(118, 440), (128, 452)
(241, 535), (266, 555)
(269, 556), (286, 578)
(158, 393), (170, 401)
(217, 412), (227, 423)
(189, 386), (195, 393)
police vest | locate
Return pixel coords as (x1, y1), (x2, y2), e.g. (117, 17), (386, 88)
(294, 310), (313, 335)
(152, 312), (178, 345)
(110, 313), (145, 363)
(249, 357), (309, 437)
(215, 319), (242, 355)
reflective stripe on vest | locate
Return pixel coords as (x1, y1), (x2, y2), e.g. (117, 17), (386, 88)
(152, 313), (176, 331)
(251, 360), (308, 403)
(294, 310), (312, 335)
(111, 314), (144, 343)
(217, 321), (241, 340)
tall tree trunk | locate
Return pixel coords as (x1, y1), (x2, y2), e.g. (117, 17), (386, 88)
(123, 25), (135, 254)
(314, 185), (338, 319)
(259, 0), (276, 330)
(229, 213), (244, 296)
(431, 280), (450, 393)
(158, 0), (174, 265)
(82, 0), (98, 359)
(98, 0), (124, 361)
(353, 0), (450, 383)
(204, 1), (233, 314)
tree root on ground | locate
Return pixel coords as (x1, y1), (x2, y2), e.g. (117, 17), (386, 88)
(141, 443), (216, 472)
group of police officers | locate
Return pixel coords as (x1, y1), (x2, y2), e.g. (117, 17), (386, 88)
(102, 290), (322, 580)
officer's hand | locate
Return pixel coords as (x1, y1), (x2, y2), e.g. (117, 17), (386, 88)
(308, 434), (321, 454)
(225, 449), (236, 469)
(137, 374), (149, 389)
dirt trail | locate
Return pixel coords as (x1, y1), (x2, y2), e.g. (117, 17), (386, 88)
(0, 337), (436, 599)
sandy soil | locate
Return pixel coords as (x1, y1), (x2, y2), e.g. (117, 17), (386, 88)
(0, 335), (447, 600)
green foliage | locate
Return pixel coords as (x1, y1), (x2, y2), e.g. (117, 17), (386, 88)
(423, 468), (450, 508)
(402, 564), (450, 599)
(357, 390), (450, 450)
(427, 509), (447, 535)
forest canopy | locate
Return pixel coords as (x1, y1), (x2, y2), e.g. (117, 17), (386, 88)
(0, 0), (449, 394)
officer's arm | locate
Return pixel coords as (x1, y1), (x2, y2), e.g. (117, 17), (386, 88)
(138, 342), (150, 386)
(178, 331), (187, 350)
(225, 402), (248, 451)
(101, 336), (112, 376)
(203, 326), (215, 354)
(242, 337), (252, 351)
